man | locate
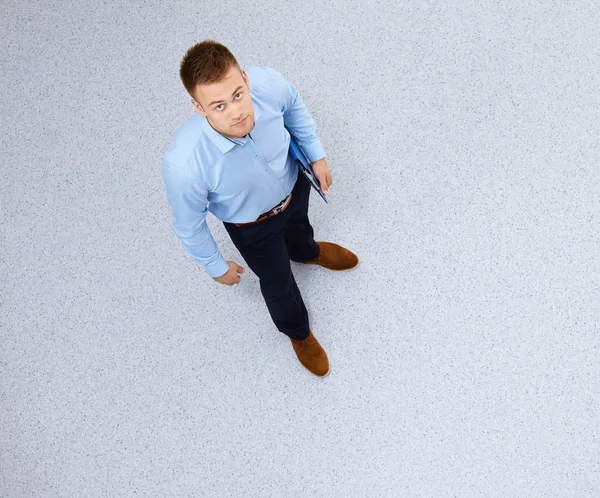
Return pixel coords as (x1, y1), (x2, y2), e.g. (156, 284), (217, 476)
(162, 40), (359, 377)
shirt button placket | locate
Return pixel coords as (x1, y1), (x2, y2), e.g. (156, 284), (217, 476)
(252, 144), (277, 189)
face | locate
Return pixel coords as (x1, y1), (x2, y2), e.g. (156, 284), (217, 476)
(192, 64), (255, 139)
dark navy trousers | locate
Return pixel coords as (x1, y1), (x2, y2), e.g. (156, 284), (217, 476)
(223, 172), (320, 340)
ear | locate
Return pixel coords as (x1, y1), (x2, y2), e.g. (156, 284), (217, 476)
(242, 70), (250, 90)
(192, 98), (207, 117)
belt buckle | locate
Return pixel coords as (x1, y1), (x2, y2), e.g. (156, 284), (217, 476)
(272, 196), (287, 215)
(270, 193), (290, 217)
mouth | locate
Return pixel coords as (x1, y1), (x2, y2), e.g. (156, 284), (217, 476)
(233, 116), (247, 126)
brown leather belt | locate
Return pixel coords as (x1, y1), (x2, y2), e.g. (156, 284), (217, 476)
(234, 193), (293, 227)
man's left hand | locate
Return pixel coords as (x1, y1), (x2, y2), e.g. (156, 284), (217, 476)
(311, 158), (333, 195)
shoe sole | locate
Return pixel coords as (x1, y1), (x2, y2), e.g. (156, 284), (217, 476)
(304, 258), (361, 272)
(298, 361), (331, 377)
(332, 259), (360, 272)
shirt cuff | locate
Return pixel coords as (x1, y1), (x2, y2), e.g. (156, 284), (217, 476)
(301, 138), (326, 164)
(204, 254), (229, 278)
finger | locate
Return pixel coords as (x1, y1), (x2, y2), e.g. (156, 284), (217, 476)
(316, 175), (326, 192)
(238, 266), (245, 274)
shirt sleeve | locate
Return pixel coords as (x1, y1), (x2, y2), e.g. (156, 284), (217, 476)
(162, 160), (229, 278)
(264, 67), (326, 163)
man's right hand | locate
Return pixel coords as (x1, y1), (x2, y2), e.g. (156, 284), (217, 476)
(213, 261), (246, 286)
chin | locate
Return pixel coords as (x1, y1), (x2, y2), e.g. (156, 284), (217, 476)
(235, 123), (250, 134)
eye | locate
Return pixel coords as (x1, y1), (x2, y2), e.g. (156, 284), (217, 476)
(235, 93), (242, 99)
(216, 104), (224, 111)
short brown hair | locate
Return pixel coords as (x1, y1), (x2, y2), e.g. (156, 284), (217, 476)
(179, 40), (240, 97)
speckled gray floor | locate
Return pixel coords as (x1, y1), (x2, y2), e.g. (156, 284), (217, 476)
(2, 1), (599, 496)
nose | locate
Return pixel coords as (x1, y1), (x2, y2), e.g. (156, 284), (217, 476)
(230, 103), (243, 117)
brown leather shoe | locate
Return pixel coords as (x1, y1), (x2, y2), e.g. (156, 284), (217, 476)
(304, 242), (360, 271)
(290, 330), (330, 377)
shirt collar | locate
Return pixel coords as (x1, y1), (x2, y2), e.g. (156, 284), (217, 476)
(201, 104), (262, 154)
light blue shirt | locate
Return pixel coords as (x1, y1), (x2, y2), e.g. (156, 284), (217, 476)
(162, 66), (326, 278)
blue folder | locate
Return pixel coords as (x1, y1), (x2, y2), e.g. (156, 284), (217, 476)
(288, 136), (329, 204)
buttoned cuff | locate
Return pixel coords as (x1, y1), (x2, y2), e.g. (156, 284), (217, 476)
(204, 254), (229, 278)
(301, 139), (326, 164)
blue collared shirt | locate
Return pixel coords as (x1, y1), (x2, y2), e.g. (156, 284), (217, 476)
(162, 66), (326, 278)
